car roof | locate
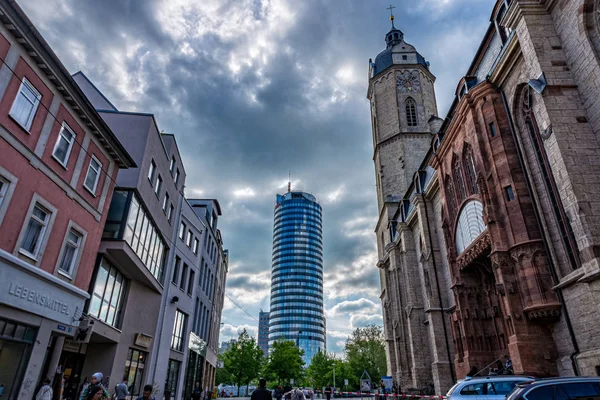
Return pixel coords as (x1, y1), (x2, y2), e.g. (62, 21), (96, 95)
(462, 376), (534, 383)
(519, 376), (600, 387)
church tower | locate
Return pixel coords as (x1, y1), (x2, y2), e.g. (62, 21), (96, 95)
(368, 10), (445, 391)
(368, 13), (438, 210)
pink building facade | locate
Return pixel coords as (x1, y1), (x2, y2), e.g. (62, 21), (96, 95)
(0, 3), (134, 399)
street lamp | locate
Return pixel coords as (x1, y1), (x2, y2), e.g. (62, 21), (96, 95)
(331, 363), (336, 389)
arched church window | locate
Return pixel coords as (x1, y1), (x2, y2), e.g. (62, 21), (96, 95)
(521, 86), (581, 270)
(444, 176), (457, 219)
(452, 154), (467, 203)
(405, 98), (418, 127)
(455, 200), (486, 254)
(463, 144), (478, 195)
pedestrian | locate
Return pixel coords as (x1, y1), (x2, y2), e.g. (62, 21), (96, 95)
(379, 380), (385, 395)
(114, 377), (129, 400)
(136, 384), (155, 400)
(504, 355), (514, 375)
(466, 366), (478, 379)
(80, 377), (90, 399)
(36, 378), (53, 400)
(192, 382), (202, 400)
(251, 379), (273, 400)
(87, 386), (106, 400)
(325, 385), (331, 400)
(291, 388), (305, 400)
(283, 386), (292, 400)
(79, 372), (109, 400)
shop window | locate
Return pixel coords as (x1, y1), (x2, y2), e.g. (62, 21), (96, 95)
(83, 156), (102, 194)
(20, 203), (51, 260)
(171, 310), (187, 351)
(124, 348), (147, 398)
(0, 317), (36, 399)
(51, 123), (76, 168)
(165, 359), (181, 398)
(57, 228), (83, 277)
(88, 258), (126, 328)
(10, 77), (41, 131)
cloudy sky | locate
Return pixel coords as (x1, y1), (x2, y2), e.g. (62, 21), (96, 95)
(23, 0), (493, 355)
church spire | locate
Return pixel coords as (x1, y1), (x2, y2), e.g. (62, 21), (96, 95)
(387, 4), (396, 29)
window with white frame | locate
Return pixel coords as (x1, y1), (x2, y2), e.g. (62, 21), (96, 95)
(170, 156), (176, 175)
(84, 156), (102, 194)
(179, 222), (186, 240)
(148, 159), (156, 184)
(168, 204), (174, 223)
(88, 258), (126, 328)
(58, 228), (83, 276)
(0, 176), (8, 209)
(193, 237), (199, 255)
(171, 310), (187, 351)
(174, 168), (180, 187)
(52, 123), (76, 167)
(20, 203), (51, 259)
(9, 78), (41, 131)
(186, 230), (193, 247)
(155, 175), (162, 197)
(163, 192), (170, 213)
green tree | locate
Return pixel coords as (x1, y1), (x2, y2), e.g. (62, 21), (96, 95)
(263, 340), (305, 386)
(345, 325), (387, 390)
(306, 350), (332, 389)
(220, 330), (264, 396)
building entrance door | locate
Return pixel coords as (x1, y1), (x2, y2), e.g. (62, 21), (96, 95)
(0, 317), (37, 400)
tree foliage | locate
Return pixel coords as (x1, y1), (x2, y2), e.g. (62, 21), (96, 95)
(345, 325), (387, 389)
(263, 340), (305, 386)
(218, 330), (264, 395)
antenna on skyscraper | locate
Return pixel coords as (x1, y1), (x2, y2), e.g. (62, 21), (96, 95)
(288, 171), (291, 193)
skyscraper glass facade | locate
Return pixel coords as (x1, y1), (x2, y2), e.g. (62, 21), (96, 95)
(269, 191), (326, 365)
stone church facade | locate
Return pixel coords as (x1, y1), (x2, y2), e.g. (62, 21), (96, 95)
(369, 0), (600, 395)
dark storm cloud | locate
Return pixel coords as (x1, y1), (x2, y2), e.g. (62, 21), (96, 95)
(22, 0), (494, 343)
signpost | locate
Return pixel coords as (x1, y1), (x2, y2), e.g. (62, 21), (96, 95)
(359, 370), (371, 400)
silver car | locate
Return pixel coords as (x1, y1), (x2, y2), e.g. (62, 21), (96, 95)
(446, 376), (534, 400)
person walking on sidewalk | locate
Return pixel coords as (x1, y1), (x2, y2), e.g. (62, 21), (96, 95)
(136, 384), (155, 400)
(251, 379), (273, 400)
(115, 377), (129, 400)
(79, 372), (109, 400)
(36, 378), (53, 400)
(325, 385), (332, 400)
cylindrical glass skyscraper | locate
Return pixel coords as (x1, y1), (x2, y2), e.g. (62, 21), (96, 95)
(269, 191), (325, 365)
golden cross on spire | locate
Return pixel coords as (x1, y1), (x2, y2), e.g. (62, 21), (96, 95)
(387, 4), (396, 28)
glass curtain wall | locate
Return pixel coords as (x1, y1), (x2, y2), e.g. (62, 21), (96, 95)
(269, 192), (326, 365)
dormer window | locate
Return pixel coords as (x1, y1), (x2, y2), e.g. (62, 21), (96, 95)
(495, 2), (511, 43)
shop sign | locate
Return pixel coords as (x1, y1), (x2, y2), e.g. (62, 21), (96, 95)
(0, 255), (88, 326)
(189, 332), (207, 356)
(134, 333), (153, 348)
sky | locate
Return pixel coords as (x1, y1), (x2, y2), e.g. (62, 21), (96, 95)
(22, 0), (494, 356)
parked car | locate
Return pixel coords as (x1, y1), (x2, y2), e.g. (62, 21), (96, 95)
(506, 377), (600, 399)
(446, 376), (533, 399)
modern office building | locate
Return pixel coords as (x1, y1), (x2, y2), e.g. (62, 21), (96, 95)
(258, 310), (269, 356)
(268, 191), (325, 365)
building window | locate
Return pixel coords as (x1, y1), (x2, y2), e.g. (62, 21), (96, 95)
(0, 175), (12, 217)
(188, 270), (195, 295)
(84, 156), (102, 194)
(489, 121), (497, 137)
(180, 263), (188, 290)
(174, 168), (180, 187)
(463, 144), (478, 195)
(165, 359), (181, 397)
(89, 258), (126, 328)
(402, 55), (407, 60)
(20, 203), (51, 259)
(172, 256), (181, 284)
(58, 228), (83, 276)
(123, 194), (167, 281)
(452, 155), (467, 203)
(168, 204), (174, 223)
(52, 123), (76, 167)
(124, 348), (147, 397)
(171, 310), (187, 351)
(163, 192), (170, 213)
(179, 222), (186, 240)
(10, 78), (41, 131)
(444, 176), (457, 219)
(505, 186), (515, 201)
(169, 156), (176, 176)
(148, 160), (156, 184)
(155, 175), (162, 197)
(193, 238), (199, 255)
(186, 230), (193, 247)
(405, 97), (418, 127)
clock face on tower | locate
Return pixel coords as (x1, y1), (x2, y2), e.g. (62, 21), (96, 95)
(396, 72), (421, 93)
